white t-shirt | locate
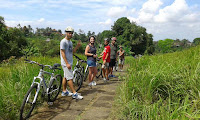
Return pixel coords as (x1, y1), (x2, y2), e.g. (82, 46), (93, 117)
(60, 38), (73, 66)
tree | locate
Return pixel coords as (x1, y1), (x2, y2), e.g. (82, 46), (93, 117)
(193, 38), (200, 46)
(157, 39), (174, 53)
(111, 17), (154, 55)
(112, 17), (131, 36)
(0, 16), (28, 61)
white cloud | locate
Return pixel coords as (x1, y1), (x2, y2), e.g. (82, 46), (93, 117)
(137, 0), (163, 23)
(38, 18), (45, 22)
(141, 0), (163, 13)
(98, 19), (112, 25)
(154, 0), (188, 23)
(107, 6), (128, 18)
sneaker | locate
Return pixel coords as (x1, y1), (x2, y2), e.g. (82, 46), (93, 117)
(103, 78), (106, 81)
(88, 82), (93, 86)
(72, 92), (83, 99)
(92, 81), (96, 86)
(112, 75), (116, 77)
(61, 91), (73, 96)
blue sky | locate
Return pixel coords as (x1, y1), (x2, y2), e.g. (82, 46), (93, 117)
(1, 0), (200, 41)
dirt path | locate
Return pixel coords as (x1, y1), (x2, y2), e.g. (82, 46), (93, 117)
(29, 69), (126, 120)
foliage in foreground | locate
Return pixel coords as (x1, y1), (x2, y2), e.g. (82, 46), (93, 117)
(115, 46), (200, 119)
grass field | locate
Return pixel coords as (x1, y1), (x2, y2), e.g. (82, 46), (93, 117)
(0, 54), (86, 120)
(115, 46), (200, 119)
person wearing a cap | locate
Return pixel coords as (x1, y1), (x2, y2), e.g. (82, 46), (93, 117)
(109, 37), (118, 78)
(60, 26), (83, 99)
(99, 38), (111, 82)
(118, 46), (125, 71)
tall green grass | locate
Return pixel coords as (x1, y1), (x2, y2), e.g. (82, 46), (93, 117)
(0, 54), (86, 119)
(115, 46), (200, 119)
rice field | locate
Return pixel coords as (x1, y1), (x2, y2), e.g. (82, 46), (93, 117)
(115, 46), (200, 119)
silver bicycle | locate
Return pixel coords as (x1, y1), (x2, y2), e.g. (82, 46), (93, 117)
(20, 59), (62, 120)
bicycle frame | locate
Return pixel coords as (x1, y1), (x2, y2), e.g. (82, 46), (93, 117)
(27, 69), (55, 104)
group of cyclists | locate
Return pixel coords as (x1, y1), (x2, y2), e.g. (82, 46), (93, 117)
(60, 26), (125, 100)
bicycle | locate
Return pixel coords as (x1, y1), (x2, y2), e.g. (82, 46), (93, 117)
(73, 55), (88, 82)
(20, 59), (62, 120)
(73, 55), (85, 92)
(96, 58), (103, 79)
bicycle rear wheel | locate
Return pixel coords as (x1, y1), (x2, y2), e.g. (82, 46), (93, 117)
(20, 84), (38, 120)
(73, 71), (83, 92)
(83, 69), (89, 82)
(48, 74), (62, 102)
(96, 63), (102, 78)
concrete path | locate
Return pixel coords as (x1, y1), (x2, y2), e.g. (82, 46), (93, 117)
(29, 70), (126, 120)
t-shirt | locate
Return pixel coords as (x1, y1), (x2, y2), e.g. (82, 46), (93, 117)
(110, 44), (117, 59)
(60, 38), (73, 66)
(118, 50), (125, 59)
(102, 45), (111, 62)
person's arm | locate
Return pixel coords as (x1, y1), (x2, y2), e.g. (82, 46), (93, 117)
(73, 40), (81, 53)
(61, 49), (71, 69)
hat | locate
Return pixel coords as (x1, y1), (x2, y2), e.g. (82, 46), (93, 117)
(104, 38), (109, 42)
(119, 45), (123, 48)
(111, 37), (117, 41)
(65, 26), (74, 32)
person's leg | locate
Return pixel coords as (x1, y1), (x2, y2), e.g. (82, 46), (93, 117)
(68, 79), (83, 99)
(118, 59), (121, 70)
(102, 68), (106, 78)
(91, 67), (97, 81)
(106, 68), (109, 80)
(67, 79), (76, 93)
(62, 77), (67, 92)
(121, 59), (124, 69)
(88, 67), (93, 83)
(106, 63), (109, 80)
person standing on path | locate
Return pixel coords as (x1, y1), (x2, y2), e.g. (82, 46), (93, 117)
(118, 46), (125, 71)
(60, 26), (83, 99)
(109, 37), (118, 78)
(85, 36), (98, 86)
(99, 38), (110, 82)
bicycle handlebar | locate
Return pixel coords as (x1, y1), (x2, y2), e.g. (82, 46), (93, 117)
(25, 59), (61, 70)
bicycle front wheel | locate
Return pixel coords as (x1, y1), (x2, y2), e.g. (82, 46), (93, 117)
(96, 63), (102, 78)
(20, 84), (38, 120)
(48, 74), (62, 102)
(73, 71), (83, 92)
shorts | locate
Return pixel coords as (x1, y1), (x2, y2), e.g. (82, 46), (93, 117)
(109, 59), (116, 67)
(119, 59), (124, 65)
(62, 66), (73, 80)
(87, 60), (96, 67)
(102, 62), (109, 69)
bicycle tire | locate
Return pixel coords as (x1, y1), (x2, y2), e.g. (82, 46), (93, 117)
(96, 63), (102, 78)
(73, 71), (83, 92)
(83, 68), (89, 82)
(48, 74), (62, 102)
(20, 84), (38, 120)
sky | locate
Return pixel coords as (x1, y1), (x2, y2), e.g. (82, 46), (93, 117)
(0, 0), (200, 41)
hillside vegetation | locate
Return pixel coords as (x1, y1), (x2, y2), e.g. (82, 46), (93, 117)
(115, 45), (200, 119)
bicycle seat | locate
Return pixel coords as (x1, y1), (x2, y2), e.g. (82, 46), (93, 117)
(52, 63), (61, 69)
